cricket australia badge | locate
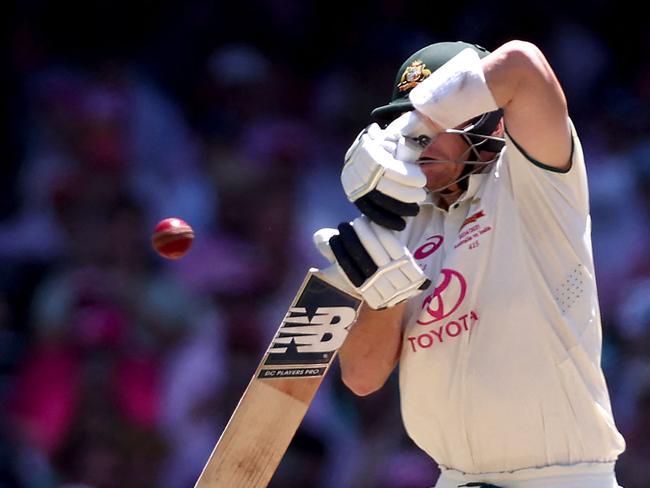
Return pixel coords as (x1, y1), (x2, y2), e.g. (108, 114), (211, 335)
(397, 60), (432, 92)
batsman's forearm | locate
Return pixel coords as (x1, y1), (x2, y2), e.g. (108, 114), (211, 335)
(338, 302), (405, 396)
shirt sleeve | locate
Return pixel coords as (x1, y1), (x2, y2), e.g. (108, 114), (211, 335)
(500, 118), (598, 328)
(502, 118), (590, 235)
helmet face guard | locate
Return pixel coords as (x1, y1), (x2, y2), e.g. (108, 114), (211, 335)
(408, 109), (505, 163)
(413, 110), (506, 194)
(453, 109), (505, 154)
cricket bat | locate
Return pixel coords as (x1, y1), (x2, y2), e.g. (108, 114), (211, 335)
(195, 266), (362, 487)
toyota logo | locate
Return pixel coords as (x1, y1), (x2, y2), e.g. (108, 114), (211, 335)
(417, 268), (467, 325)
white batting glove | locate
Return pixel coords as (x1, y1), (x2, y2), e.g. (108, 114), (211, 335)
(390, 110), (440, 153)
(341, 113), (430, 231)
(313, 216), (431, 310)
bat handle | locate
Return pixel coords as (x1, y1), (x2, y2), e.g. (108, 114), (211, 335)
(314, 264), (360, 298)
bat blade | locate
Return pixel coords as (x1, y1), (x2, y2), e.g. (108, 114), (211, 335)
(195, 268), (361, 487)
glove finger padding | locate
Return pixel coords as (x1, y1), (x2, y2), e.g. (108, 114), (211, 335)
(375, 178), (426, 204)
(344, 124), (376, 162)
(378, 154), (427, 188)
(341, 122), (427, 205)
(354, 190), (420, 231)
(336, 222), (378, 278)
(367, 190), (420, 217)
(341, 141), (427, 200)
(329, 234), (366, 287)
(317, 217), (431, 309)
(313, 227), (338, 263)
(354, 198), (405, 231)
(386, 111), (436, 141)
(350, 216), (391, 267)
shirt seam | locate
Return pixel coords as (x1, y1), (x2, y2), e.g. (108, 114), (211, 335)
(504, 126), (574, 174)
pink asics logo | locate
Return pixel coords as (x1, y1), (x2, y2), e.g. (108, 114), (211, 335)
(413, 235), (443, 260)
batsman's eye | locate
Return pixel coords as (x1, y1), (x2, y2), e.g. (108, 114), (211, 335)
(413, 135), (432, 148)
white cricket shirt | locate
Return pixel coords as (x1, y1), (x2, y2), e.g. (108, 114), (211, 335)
(397, 121), (625, 475)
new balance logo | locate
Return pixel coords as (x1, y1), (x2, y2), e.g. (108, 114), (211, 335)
(260, 273), (361, 378)
(270, 306), (356, 355)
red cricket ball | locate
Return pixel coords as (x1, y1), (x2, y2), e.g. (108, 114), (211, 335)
(152, 217), (194, 259)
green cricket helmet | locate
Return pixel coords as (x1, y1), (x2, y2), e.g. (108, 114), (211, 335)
(370, 41), (492, 124)
(371, 41), (504, 154)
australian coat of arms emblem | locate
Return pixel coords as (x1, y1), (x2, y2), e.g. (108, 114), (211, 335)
(397, 60), (432, 92)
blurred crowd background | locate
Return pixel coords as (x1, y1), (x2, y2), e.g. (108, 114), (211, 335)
(2, 1), (650, 487)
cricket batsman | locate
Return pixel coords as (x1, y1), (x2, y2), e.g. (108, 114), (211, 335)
(314, 40), (626, 487)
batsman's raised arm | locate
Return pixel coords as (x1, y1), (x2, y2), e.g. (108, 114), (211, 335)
(481, 40), (572, 170)
(408, 39), (572, 170)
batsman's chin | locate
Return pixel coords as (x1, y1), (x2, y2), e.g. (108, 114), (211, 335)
(420, 163), (462, 192)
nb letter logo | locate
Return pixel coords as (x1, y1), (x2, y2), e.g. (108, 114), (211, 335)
(270, 306), (356, 354)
